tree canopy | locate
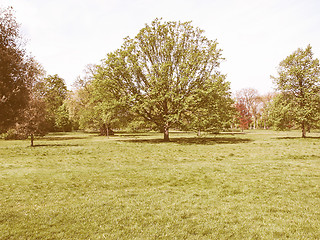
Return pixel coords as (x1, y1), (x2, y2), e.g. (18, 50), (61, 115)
(272, 45), (320, 137)
(0, 7), (38, 132)
(40, 74), (70, 131)
(94, 19), (233, 141)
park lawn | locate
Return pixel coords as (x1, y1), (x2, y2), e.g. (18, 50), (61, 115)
(0, 130), (319, 239)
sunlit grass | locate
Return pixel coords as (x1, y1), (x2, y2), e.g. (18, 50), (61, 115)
(0, 130), (319, 239)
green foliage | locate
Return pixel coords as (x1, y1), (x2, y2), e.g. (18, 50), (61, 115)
(55, 103), (72, 132)
(91, 75), (133, 132)
(95, 19), (233, 140)
(125, 118), (154, 132)
(68, 65), (131, 135)
(40, 74), (69, 131)
(272, 45), (320, 137)
(184, 75), (234, 134)
(259, 93), (275, 130)
(267, 94), (294, 130)
(43, 74), (68, 110)
(68, 77), (93, 131)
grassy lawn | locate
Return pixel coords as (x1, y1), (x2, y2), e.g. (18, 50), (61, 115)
(0, 130), (319, 239)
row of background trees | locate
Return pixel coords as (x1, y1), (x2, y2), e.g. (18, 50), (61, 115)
(1, 6), (320, 145)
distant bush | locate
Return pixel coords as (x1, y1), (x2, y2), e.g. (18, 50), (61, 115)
(4, 129), (27, 140)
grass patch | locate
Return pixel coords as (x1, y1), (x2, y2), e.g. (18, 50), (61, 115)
(0, 130), (320, 239)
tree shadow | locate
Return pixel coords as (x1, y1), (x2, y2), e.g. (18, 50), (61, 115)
(276, 136), (320, 140)
(120, 136), (252, 145)
(39, 136), (88, 141)
(116, 134), (154, 137)
(30, 143), (82, 147)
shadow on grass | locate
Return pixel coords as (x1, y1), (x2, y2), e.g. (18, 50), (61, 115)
(30, 144), (82, 147)
(39, 136), (88, 141)
(276, 136), (320, 140)
(120, 137), (252, 145)
(116, 134), (155, 137)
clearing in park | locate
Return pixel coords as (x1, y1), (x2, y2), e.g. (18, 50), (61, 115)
(0, 130), (319, 239)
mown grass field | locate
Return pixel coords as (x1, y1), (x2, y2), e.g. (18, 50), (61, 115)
(0, 130), (319, 239)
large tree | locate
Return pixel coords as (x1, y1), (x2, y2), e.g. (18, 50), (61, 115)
(0, 7), (37, 132)
(272, 45), (320, 137)
(95, 19), (233, 141)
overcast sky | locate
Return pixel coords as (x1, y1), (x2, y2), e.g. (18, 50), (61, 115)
(2, 0), (320, 94)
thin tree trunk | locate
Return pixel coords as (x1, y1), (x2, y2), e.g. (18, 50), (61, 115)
(197, 129), (201, 137)
(302, 121), (306, 138)
(163, 125), (170, 142)
(31, 134), (34, 147)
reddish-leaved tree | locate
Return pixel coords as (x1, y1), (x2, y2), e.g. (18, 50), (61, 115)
(235, 100), (252, 131)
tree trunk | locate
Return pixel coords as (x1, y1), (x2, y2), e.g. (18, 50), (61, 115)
(100, 124), (107, 136)
(307, 125), (311, 133)
(31, 134), (34, 147)
(302, 121), (306, 138)
(163, 125), (170, 142)
(100, 123), (114, 136)
(197, 129), (201, 137)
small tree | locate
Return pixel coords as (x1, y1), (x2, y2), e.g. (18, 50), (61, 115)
(272, 45), (320, 137)
(18, 95), (48, 147)
(235, 99), (252, 131)
(236, 88), (260, 129)
(16, 62), (48, 147)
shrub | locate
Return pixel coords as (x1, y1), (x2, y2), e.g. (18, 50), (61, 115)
(4, 129), (27, 140)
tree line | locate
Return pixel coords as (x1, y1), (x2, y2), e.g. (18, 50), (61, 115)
(1, 7), (320, 145)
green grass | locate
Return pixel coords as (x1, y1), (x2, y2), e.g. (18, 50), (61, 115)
(0, 130), (319, 239)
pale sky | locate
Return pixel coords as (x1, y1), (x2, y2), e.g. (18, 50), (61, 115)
(2, 0), (320, 94)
